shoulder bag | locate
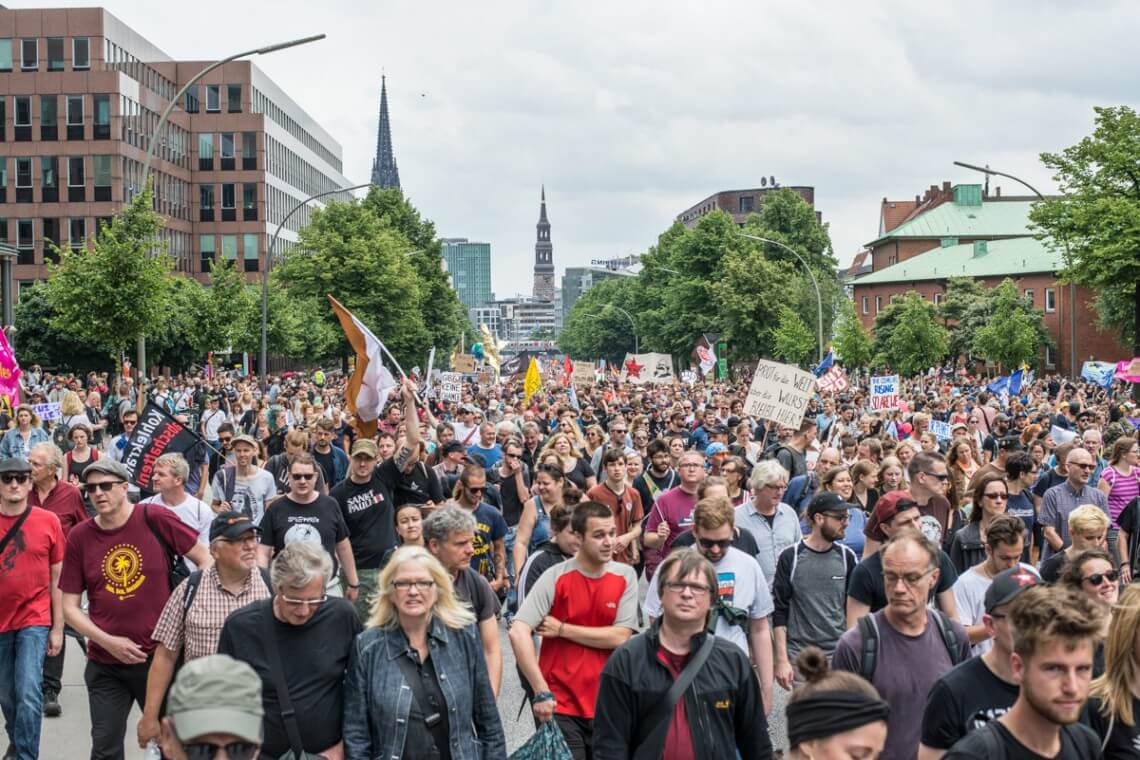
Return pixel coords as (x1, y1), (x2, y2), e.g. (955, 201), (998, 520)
(261, 609), (326, 760)
(632, 634), (715, 760)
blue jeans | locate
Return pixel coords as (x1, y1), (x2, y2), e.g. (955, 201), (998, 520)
(505, 526), (518, 615)
(0, 626), (49, 760)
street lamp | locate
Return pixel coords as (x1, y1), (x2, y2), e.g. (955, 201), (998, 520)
(260, 182), (372, 389)
(584, 307), (639, 354)
(738, 233), (825, 362)
(133, 34), (326, 383)
(953, 160), (1077, 379)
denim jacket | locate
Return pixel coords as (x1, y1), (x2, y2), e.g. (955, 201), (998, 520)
(343, 617), (506, 760)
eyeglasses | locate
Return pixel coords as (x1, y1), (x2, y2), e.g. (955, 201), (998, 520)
(465, 485), (486, 494)
(279, 593), (327, 607)
(697, 537), (733, 550)
(219, 437), (233, 444)
(1069, 462), (1095, 470)
(290, 472), (316, 481)
(883, 568), (935, 588)
(122, 420), (137, 426)
(822, 511), (850, 522)
(983, 492), (1008, 500)
(663, 581), (711, 596)
(0, 473), (30, 484)
(183, 741), (260, 760)
(922, 471), (950, 482)
(84, 480), (124, 492)
(679, 463), (704, 469)
(1083, 571), (1119, 586)
(612, 429), (627, 435)
(393, 579), (436, 592)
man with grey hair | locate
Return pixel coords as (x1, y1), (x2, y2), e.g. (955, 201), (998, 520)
(157, 654), (264, 760)
(140, 453), (211, 561)
(424, 505), (503, 696)
(467, 421), (503, 471)
(217, 542), (361, 759)
(735, 460), (800, 584)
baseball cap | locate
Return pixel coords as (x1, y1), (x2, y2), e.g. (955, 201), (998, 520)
(0, 458), (31, 474)
(870, 491), (919, 527)
(705, 442), (728, 457)
(230, 434), (258, 449)
(81, 459), (131, 483)
(209, 511), (261, 541)
(806, 491), (848, 518)
(351, 439), (379, 458)
(984, 566), (1041, 613)
(166, 654), (263, 743)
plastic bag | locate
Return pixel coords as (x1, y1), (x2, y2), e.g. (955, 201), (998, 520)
(509, 720), (574, 760)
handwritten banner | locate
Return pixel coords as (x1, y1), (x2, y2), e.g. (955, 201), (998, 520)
(929, 419), (953, 441)
(743, 359), (816, 428)
(33, 402), (61, 422)
(438, 372), (462, 403)
(571, 361), (596, 387)
(869, 375), (899, 411)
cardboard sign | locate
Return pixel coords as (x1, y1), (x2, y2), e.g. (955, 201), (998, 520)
(869, 375), (899, 411)
(929, 419), (953, 441)
(743, 359), (816, 428)
(438, 372), (463, 403)
(477, 370), (495, 387)
(452, 354), (477, 373)
(33, 402), (61, 422)
(680, 370), (697, 386)
(571, 361), (595, 387)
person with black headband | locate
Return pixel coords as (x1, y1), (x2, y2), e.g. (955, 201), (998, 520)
(785, 645), (888, 759)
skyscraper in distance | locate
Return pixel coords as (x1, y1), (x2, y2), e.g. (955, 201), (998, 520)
(371, 75), (401, 189)
(532, 185), (555, 301)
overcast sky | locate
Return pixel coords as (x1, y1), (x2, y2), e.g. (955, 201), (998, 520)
(26, 1), (1139, 297)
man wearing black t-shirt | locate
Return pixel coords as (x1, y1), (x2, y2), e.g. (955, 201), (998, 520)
(943, 585), (1103, 759)
(330, 439), (395, 620)
(920, 566), (1041, 759)
(632, 439), (679, 510)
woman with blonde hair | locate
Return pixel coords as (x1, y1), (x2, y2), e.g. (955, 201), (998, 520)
(57, 390), (88, 432)
(539, 431), (595, 490)
(343, 545), (505, 759)
(1089, 583), (1140, 755)
(947, 436), (980, 509)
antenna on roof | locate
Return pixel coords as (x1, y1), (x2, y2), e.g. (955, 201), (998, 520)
(983, 164), (990, 197)
(770, 176), (777, 187)
(761, 178), (767, 187)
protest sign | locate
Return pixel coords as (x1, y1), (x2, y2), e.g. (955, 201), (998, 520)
(1050, 425), (1077, 446)
(680, 370), (697, 386)
(743, 359), (816, 428)
(452, 354), (477, 373)
(571, 361), (596, 387)
(929, 419), (953, 441)
(621, 353), (674, 385)
(869, 375), (899, 411)
(33, 402), (61, 422)
(816, 366), (848, 393)
(438, 372), (463, 403)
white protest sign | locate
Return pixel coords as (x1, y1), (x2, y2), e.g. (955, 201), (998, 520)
(869, 375), (899, 411)
(438, 372), (462, 403)
(33, 402), (61, 422)
(1050, 425), (1077, 446)
(680, 370), (697, 386)
(571, 361), (595, 387)
(929, 419), (953, 441)
(743, 359), (816, 428)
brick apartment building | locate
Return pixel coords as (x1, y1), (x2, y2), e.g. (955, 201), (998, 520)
(677, 184), (817, 227)
(0, 6), (352, 297)
(851, 181), (1128, 377)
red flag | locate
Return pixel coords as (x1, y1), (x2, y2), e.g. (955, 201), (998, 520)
(562, 355), (573, 386)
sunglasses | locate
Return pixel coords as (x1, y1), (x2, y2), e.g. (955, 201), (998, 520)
(1083, 571), (1119, 586)
(219, 437), (233, 444)
(922, 471), (950, 482)
(465, 485), (486, 494)
(84, 480), (124, 492)
(290, 472), (316, 481)
(0, 473), (29, 484)
(183, 742), (259, 760)
(697, 537), (733, 550)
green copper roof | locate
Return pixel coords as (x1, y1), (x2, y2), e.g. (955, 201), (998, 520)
(866, 194), (1033, 246)
(854, 236), (1062, 285)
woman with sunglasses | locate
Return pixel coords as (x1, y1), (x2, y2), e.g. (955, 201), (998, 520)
(948, 474), (1010, 574)
(720, 455), (749, 507)
(1060, 548), (1118, 676)
(343, 546), (506, 760)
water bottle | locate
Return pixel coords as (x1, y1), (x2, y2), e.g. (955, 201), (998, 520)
(144, 740), (163, 760)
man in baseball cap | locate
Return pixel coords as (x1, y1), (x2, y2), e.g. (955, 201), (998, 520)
(158, 654), (263, 760)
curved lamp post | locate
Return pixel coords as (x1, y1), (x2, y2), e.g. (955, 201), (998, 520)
(738, 233), (824, 362)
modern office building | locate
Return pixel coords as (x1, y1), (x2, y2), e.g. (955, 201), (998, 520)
(440, 237), (492, 311)
(677, 183), (817, 227)
(0, 6), (353, 295)
(560, 265), (634, 323)
(484, 295), (556, 345)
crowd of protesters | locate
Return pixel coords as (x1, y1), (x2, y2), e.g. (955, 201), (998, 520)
(0, 360), (1138, 759)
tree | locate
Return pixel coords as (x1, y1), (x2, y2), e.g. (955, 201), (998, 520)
(972, 279), (1051, 370)
(189, 260), (260, 356)
(12, 284), (115, 371)
(752, 188), (838, 272)
(43, 188), (172, 362)
(711, 249), (795, 361)
(832, 298), (873, 368)
(938, 278), (990, 361)
(771, 306), (815, 366)
(1031, 105), (1140, 356)
(874, 293), (949, 375)
(559, 278), (640, 364)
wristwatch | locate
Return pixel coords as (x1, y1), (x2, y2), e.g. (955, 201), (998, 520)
(533, 691), (556, 704)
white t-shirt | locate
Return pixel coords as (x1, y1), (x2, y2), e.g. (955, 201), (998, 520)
(140, 493), (212, 569)
(201, 408), (227, 440)
(452, 421), (478, 446)
(211, 467), (277, 526)
(952, 562), (1036, 657)
(644, 546), (773, 655)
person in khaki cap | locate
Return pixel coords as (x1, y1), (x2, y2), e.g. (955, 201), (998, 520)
(157, 654), (263, 760)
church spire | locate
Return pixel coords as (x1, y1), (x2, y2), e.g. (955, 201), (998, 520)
(370, 75), (401, 189)
(533, 185), (555, 301)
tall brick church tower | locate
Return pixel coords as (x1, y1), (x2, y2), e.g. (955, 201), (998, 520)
(532, 186), (555, 301)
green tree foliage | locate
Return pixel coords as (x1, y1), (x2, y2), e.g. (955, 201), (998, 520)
(43, 188), (172, 360)
(937, 278), (991, 360)
(770, 306), (815, 366)
(711, 250), (795, 360)
(972, 279), (1051, 370)
(832, 298), (873, 368)
(559, 278), (640, 364)
(873, 292), (949, 375)
(1030, 105), (1140, 355)
(752, 188), (837, 272)
(188, 260), (260, 356)
(12, 284), (115, 371)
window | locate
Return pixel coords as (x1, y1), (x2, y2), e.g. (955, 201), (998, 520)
(0, 99), (5, 142)
(1045, 287), (1056, 313)
(15, 158), (32, 203)
(199, 185), (215, 222)
(221, 184), (236, 221)
(39, 96), (57, 141)
(227, 85), (241, 113)
(220, 133), (235, 170)
(69, 218), (86, 252)
(185, 85), (200, 114)
(241, 132), (256, 169)
(243, 233), (259, 272)
(46, 38), (64, 71)
(0, 39), (12, 72)
(221, 235), (238, 264)
(1045, 345), (1056, 369)
(66, 96), (84, 140)
(41, 157), (58, 203)
(1024, 288), (1034, 305)
(72, 38), (90, 70)
(206, 85), (220, 112)
(875, 296), (882, 313)
(198, 134), (214, 170)
(42, 219), (59, 263)
(93, 156), (112, 202)
(243, 184), (257, 220)
(0, 159), (6, 202)
(739, 196), (755, 213)
(16, 220), (34, 265)
(14, 97), (31, 141)
(200, 235), (216, 272)
(861, 296), (869, 315)
(933, 292), (944, 305)
(20, 39), (37, 71)
(93, 95), (111, 140)
(67, 157), (85, 202)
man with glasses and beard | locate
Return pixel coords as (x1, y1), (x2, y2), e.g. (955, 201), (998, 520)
(1039, 446), (1109, 564)
(643, 496), (775, 715)
(772, 492), (858, 690)
(452, 463), (509, 595)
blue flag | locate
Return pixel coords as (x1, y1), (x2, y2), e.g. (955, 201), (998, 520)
(987, 376), (1009, 395)
(1008, 369), (1023, 397)
(1081, 361), (1116, 389)
(813, 348), (835, 377)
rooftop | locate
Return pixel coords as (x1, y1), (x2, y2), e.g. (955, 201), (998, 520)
(866, 184), (1033, 246)
(855, 236), (1063, 285)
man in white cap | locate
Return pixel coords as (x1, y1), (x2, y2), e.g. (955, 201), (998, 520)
(157, 654), (263, 760)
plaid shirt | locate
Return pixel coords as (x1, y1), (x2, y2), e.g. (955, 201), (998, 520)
(152, 565), (271, 661)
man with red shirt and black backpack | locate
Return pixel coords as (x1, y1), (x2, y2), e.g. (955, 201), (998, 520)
(59, 460), (211, 760)
(510, 500), (639, 760)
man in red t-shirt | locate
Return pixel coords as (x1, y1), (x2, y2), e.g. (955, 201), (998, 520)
(510, 501), (639, 760)
(60, 459), (210, 760)
(27, 441), (88, 718)
(0, 456), (65, 760)
(586, 449), (644, 566)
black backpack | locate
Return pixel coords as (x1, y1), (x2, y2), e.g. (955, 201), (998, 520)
(972, 720), (1101, 759)
(857, 610), (963, 682)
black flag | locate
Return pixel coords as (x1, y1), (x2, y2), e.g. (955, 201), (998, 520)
(121, 402), (201, 490)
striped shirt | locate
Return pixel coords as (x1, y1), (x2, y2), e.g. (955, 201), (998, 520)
(1101, 466), (1140, 527)
(152, 566), (271, 661)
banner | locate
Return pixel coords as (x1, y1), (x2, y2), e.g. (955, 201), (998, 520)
(523, 358), (542, 405)
(816, 366), (848, 393)
(438, 372), (462, 403)
(813, 348), (835, 378)
(33, 402), (61, 422)
(929, 419), (953, 441)
(1115, 357), (1140, 384)
(0, 329), (21, 400)
(621, 353), (674, 385)
(680, 370), (697, 385)
(122, 402), (201, 491)
(697, 345), (717, 376)
(1050, 424), (1078, 446)
(571, 361), (596, 387)
(328, 296), (400, 439)
(1081, 361), (1116, 389)
(743, 359), (816, 428)
(869, 375), (899, 411)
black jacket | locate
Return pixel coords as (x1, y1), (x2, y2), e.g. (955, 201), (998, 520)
(593, 623), (773, 760)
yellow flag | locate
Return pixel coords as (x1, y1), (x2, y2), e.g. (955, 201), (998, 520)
(523, 357), (541, 405)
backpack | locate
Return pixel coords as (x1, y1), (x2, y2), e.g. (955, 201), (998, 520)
(857, 610), (963, 682)
(181, 566), (272, 620)
(972, 719), (1102, 760)
(105, 397), (122, 437)
(52, 420), (72, 453)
